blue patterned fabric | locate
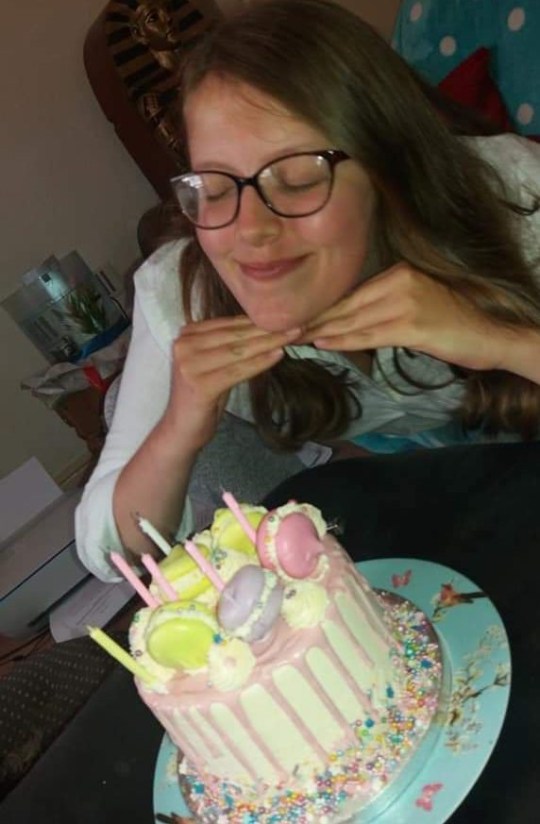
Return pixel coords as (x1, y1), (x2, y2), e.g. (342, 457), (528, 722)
(392, 0), (539, 135)
(352, 421), (483, 454)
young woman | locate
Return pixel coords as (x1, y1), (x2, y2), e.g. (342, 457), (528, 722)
(76, 0), (540, 580)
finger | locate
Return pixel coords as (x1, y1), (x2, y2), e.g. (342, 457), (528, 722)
(181, 319), (303, 356)
(305, 266), (411, 331)
(180, 315), (253, 336)
(302, 296), (403, 344)
(179, 322), (300, 355)
(178, 327), (301, 377)
(193, 347), (286, 397)
(313, 317), (419, 353)
(304, 295), (357, 331)
(305, 275), (394, 329)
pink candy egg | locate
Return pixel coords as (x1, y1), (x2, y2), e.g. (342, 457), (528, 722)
(257, 511), (324, 579)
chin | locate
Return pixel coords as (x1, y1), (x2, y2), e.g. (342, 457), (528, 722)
(243, 299), (313, 333)
(249, 312), (301, 334)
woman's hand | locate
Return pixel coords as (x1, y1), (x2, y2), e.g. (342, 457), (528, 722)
(301, 263), (517, 372)
(113, 315), (300, 560)
(163, 315), (301, 450)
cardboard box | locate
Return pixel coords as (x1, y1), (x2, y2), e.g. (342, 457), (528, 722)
(0, 490), (89, 638)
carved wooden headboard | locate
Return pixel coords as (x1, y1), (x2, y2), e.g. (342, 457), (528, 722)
(84, 0), (220, 199)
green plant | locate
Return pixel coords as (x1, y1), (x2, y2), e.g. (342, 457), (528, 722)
(58, 286), (108, 335)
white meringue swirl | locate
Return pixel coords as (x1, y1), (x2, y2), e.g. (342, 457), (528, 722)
(281, 580), (329, 629)
(208, 638), (256, 691)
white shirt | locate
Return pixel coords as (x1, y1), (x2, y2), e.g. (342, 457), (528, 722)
(76, 135), (540, 581)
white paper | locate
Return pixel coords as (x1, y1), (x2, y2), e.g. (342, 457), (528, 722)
(0, 457), (62, 544)
(295, 441), (333, 468)
(49, 576), (135, 642)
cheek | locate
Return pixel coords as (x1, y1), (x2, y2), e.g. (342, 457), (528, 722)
(305, 196), (372, 254)
(196, 229), (241, 296)
(196, 229), (230, 266)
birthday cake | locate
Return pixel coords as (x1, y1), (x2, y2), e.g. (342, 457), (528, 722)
(128, 498), (443, 823)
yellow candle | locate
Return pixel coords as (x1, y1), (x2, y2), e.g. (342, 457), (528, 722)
(87, 625), (155, 686)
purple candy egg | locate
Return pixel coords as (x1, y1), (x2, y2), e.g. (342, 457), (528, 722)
(218, 564), (283, 642)
(218, 565), (265, 630)
(247, 582), (283, 642)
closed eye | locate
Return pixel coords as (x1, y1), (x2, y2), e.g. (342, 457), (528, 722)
(274, 177), (328, 195)
(204, 186), (236, 203)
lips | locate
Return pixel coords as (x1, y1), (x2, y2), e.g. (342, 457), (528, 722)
(237, 255), (308, 280)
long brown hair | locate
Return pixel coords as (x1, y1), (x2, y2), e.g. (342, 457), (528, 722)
(175, 0), (540, 448)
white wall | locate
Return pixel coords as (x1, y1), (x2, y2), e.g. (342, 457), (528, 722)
(215, 0), (400, 39)
(332, 0), (400, 39)
(0, 0), (158, 482)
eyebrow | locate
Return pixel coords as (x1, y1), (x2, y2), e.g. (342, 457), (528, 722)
(189, 145), (328, 173)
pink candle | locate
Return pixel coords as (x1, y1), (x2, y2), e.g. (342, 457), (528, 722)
(184, 540), (225, 592)
(141, 553), (178, 602)
(110, 552), (161, 608)
(221, 490), (257, 543)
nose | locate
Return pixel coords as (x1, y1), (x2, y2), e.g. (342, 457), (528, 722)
(235, 185), (282, 244)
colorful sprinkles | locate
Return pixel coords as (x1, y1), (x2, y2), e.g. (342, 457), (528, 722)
(176, 594), (443, 823)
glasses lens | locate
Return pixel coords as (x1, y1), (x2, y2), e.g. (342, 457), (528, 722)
(173, 173), (237, 228)
(260, 154), (332, 216)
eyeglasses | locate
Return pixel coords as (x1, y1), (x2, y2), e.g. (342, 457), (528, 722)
(170, 149), (350, 230)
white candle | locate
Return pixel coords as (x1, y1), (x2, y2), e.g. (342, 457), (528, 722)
(136, 514), (173, 556)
